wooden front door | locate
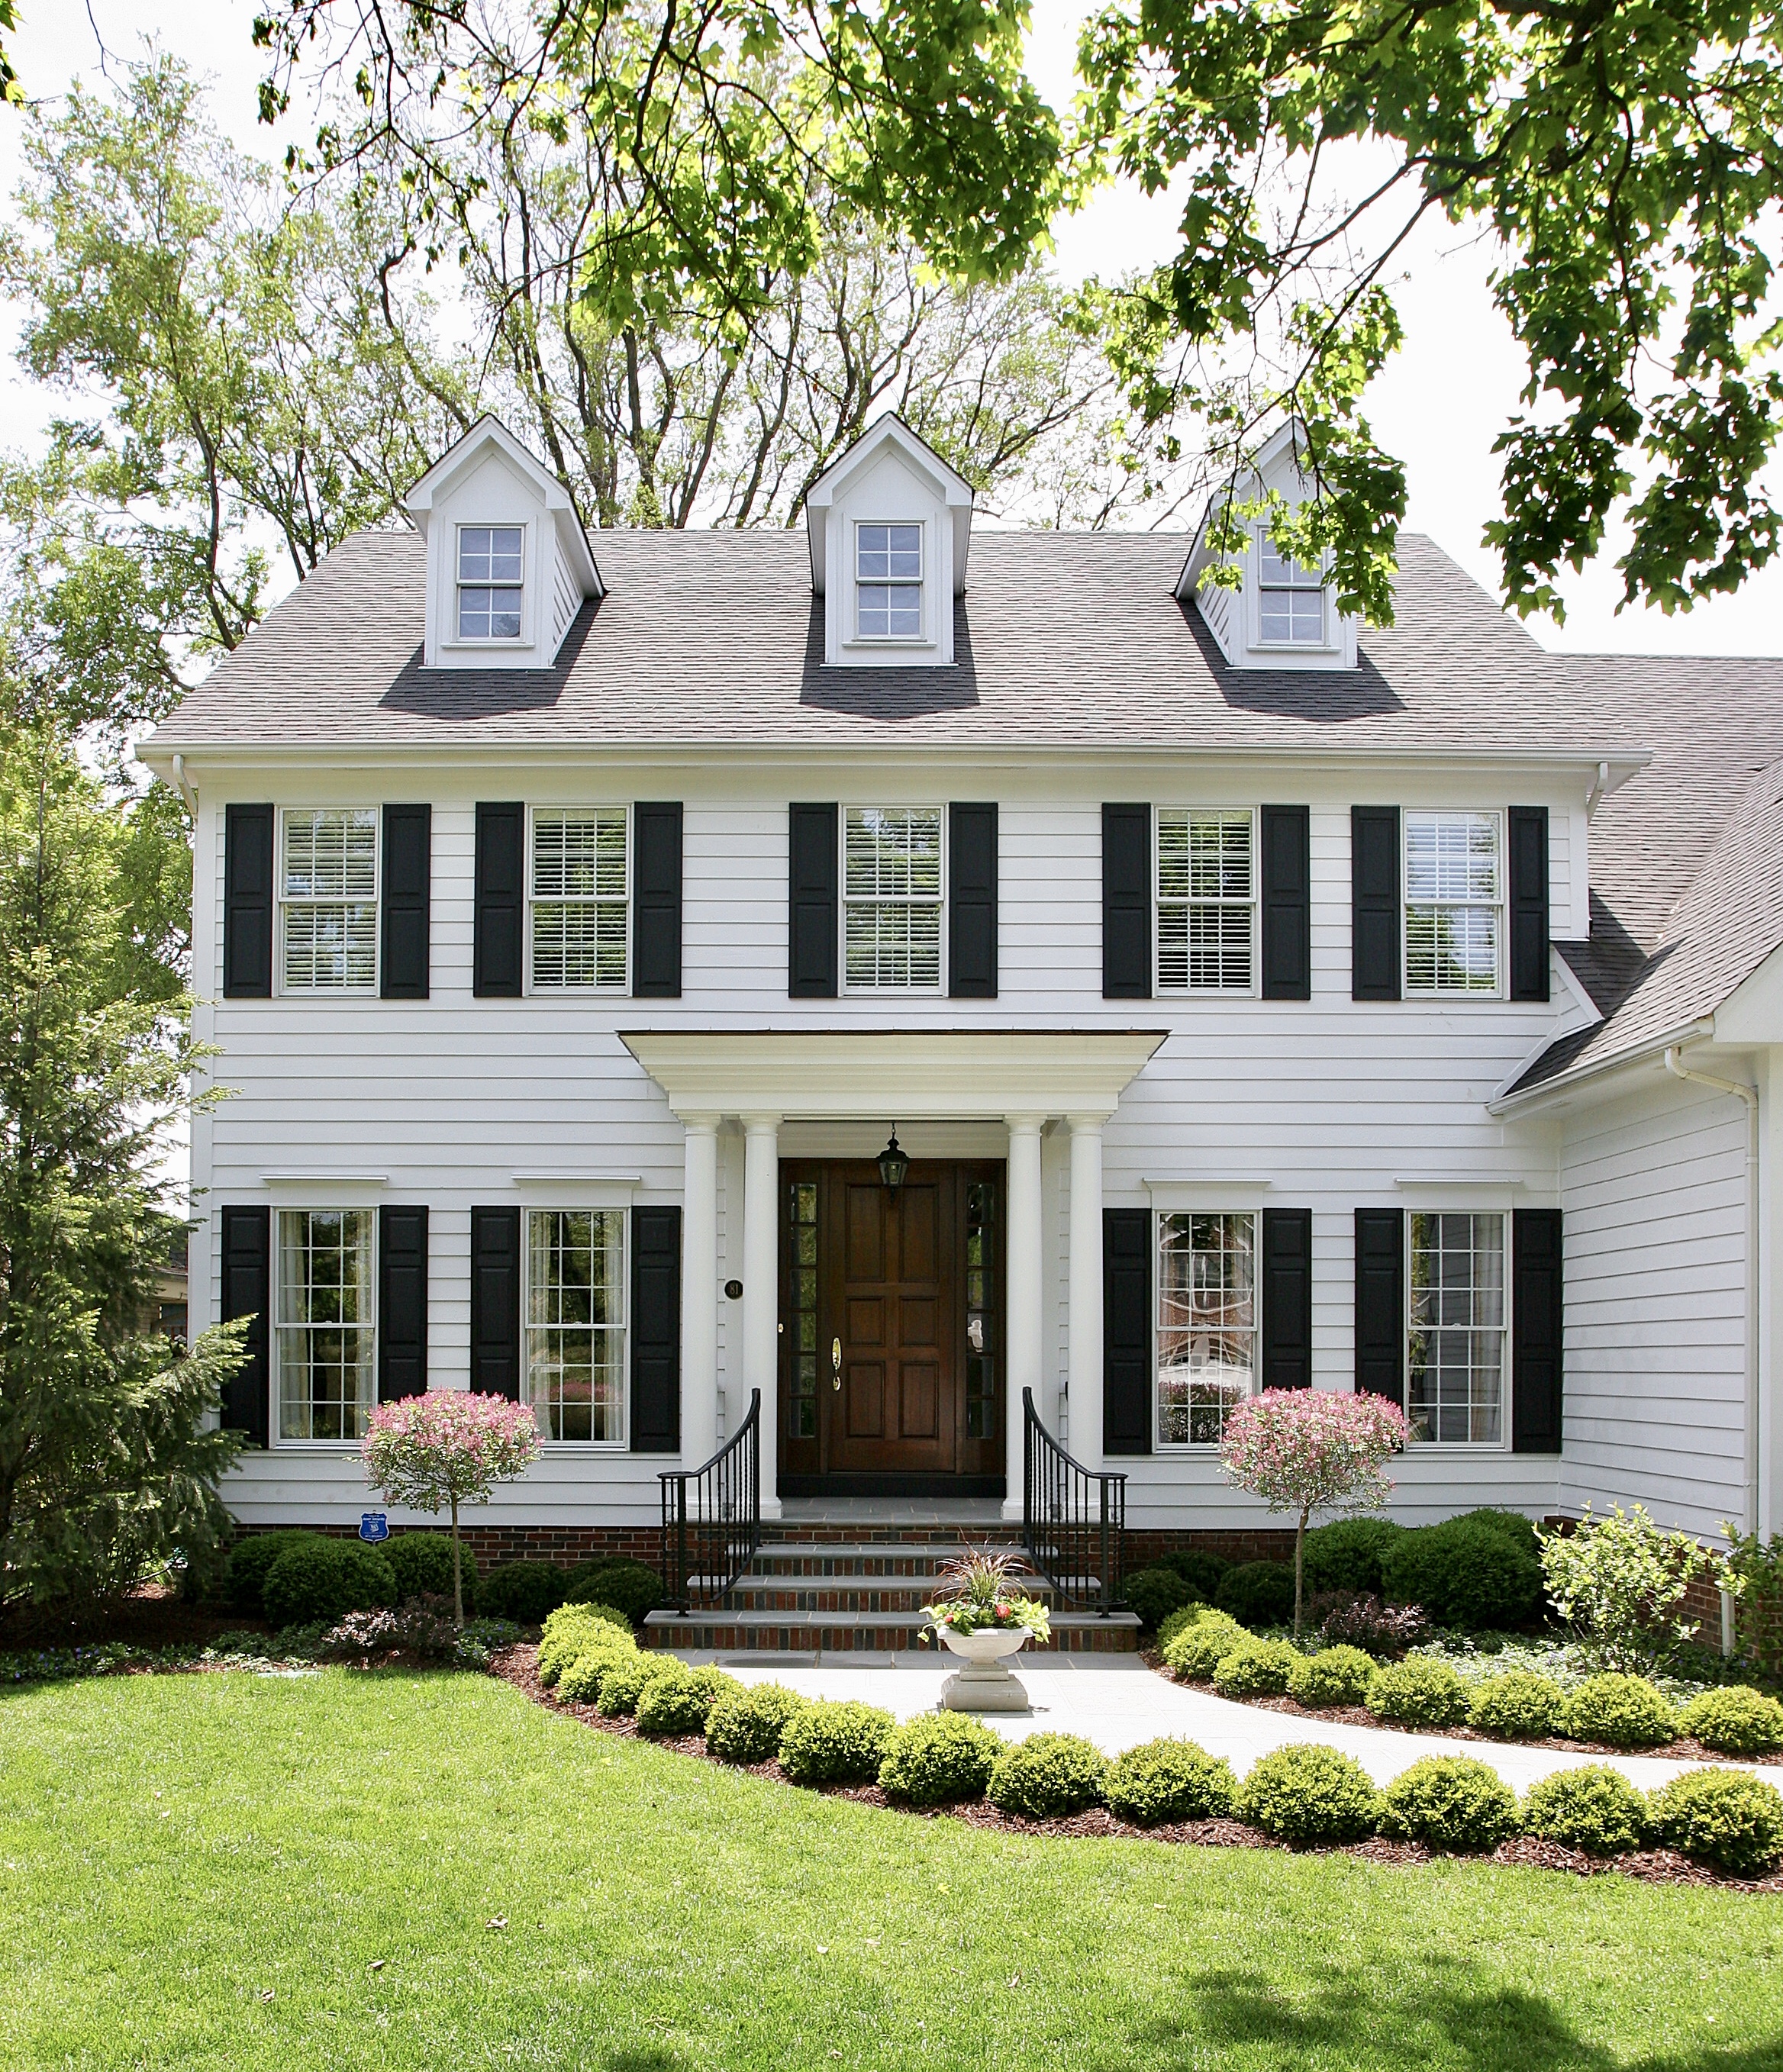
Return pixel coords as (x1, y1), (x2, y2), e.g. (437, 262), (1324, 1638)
(779, 1160), (1004, 1496)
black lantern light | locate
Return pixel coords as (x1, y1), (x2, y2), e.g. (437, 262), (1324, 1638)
(878, 1128), (910, 1191)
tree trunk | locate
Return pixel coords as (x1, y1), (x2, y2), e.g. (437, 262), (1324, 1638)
(451, 1494), (463, 1627)
(1295, 1505), (1310, 1639)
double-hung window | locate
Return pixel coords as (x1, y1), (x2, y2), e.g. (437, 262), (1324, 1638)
(1156, 808), (1256, 991)
(1407, 1212), (1506, 1444)
(856, 522), (922, 639)
(280, 808), (377, 993)
(1257, 536), (1327, 644)
(1404, 810), (1501, 994)
(526, 1209), (626, 1442)
(1156, 1212), (1256, 1445)
(457, 524), (524, 640)
(276, 1208), (376, 1440)
(843, 806), (943, 990)
(530, 807), (629, 990)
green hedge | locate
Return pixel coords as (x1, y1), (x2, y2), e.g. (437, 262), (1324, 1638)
(987, 1732), (1108, 1819)
(705, 1684), (808, 1765)
(1214, 1561), (1297, 1627)
(1301, 1519), (1406, 1599)
(537, 1602), (634, 1687)
(1211, 1639), (1300, 1699)
(1124, 1567), (1195, 1632)
(1238, 1744), (1378, 1845)
(480, 1560), (572, 1626)
(778, 1701), (896, 1785)
(1161, 1610), (1250, 1680)
(1382, 1519), (1542, 1630)
(222, 1531), (330, 1616)
(637, 1665), (744, 1737)
(1287, 1645), (1375, 1709)
(878, 1715), (1003, 1806)
(1103, 1738), (1236, 1825)
(563, 1558), (669, 1626)
(595, 1653), (678, 1718)
(384, 1532), (478, 1612)
(1522, 1766), (1649, 1856)
(1467, 1669), (1565, 1739)
(1364, 1657), (1470, 1729)
(1649, 1768), (1783, 1877)
(1678, 1685), (1783, 1757)
(263, 1541), (397, 1628)
(1379, 1756), (1520, 1852)
(1560, 1674), (1678, 1749)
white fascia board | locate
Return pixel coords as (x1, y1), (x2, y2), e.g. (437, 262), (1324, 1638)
(405, 414), (602, 598)
(806, 415), (974, 595)
(1486, 1017), (1717, 1116)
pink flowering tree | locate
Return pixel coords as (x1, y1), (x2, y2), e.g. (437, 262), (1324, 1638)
(1219, 1390), (1409, 1635)
(362, 1392), (543, 1623)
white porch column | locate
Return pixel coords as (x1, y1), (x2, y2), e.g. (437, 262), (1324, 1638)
(741, 1113), (782, 1519)
(1002, 1116), (1046, 1520)
(1068, 1114), (1106, 1468)
(679, 1115), (721, 1468)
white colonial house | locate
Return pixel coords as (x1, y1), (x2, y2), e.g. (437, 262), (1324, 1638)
(138, 414), (1783, 1630)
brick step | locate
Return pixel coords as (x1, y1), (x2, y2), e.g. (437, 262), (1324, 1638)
(745, 1542), (1057, 1578)
(714, 1581), (1073, 1616)
(642, 1607), (1140, 1653)
(757, 1523), (1027, 1547)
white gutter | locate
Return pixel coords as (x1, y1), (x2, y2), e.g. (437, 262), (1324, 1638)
(1487, 1017), (1715, 1115)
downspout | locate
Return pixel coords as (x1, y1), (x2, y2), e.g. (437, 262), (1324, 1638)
(171, 752), (198, 819)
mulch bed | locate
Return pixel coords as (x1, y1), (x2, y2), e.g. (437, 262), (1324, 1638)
(0, 1586), (266, 1653)
(491, 1645), (1783, 1894)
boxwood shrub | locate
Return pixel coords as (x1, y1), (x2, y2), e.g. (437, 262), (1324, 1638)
(1365, 1657), (1471, 1729)
(778, 1700), (896, 1785)
(1381, 1519), (1542, 1630)
(1287, 1645), (1376, 1709)
(564, 1558), (669, 1626)
(555, 1636), (637, 1706)
(537, 1602), (634, 1686)
(1212, 1639), (1301, 1699)
(1379, 1756), (1520, 1851)
(223, 1531), (330, 1616)
(263, 1540), (398, 1629)
(384, 1532), (478, 1612)
(1103, 1738), (1236, 1825)
(705, 1683), (809, 1765)
(1155, 1604), (1204, 1654)
(1560, 1674), (1678, 1749)
(1124, 1566), (1194, 1632)
(595, 1651), (679, 1717)
(636, 1664), (745, 1737)
(1678, 1684), (1783, 1757)
(878, 1713), (1002, 1805)
(1162, 1610), (1250, 1681)
(1237, 1744), (1379, 1845)
(1522, 1764), (1649, 1855)
(1301, 1519), (1407, 1599)
(1214, 1561), (1298, 1628)
(1648, 1767), (1783, 1877)
(481, 1560), (572, 1626)
(986, 1732), (1108, 1819)
(1157, 1548), (1230, 1602)
(1467, 1669), (1565, 1740)
(1455, 1507), (1542, 1561)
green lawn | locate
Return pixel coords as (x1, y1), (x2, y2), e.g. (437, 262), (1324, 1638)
(1, 1671), (1779, 2070)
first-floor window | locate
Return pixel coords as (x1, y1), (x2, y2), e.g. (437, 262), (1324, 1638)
(844, 805), (942, 989)
(1408, 1211), (1505, 1443)
(1156, 1211), (1256, 1445)
(527, 1210), (626, 1442)
(277, 1209), (375, 1440)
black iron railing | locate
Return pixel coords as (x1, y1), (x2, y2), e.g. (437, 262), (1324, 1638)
(1021, 1387), (1127, 1613)
(659, 1389), (762, 1611)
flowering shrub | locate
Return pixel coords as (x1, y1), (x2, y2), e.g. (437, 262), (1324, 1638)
(1220, 1389), (1407, 1634)
(321, 1594), (459, 1661)
(361, 1392), (543, 1622)
(1540, 1504), (1740, 1674)
(1312, 1590), (1430, 1658)
(921, 1546), (1051, 1641)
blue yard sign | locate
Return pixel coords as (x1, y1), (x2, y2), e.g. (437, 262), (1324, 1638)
(359, 1511), (389, 1543)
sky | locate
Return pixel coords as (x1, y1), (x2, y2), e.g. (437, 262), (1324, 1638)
(5, 0), (1783, 656)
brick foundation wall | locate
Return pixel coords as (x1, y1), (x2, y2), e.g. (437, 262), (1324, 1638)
(227, 1522), (661, 1566)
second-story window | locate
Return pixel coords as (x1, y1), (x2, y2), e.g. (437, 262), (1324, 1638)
(1257, 535), (1326, 644)
(530, 807), (629, 990)
(856, 522), (922, 639)
(1156, 808), (1255, 992)
(458, 524), (524, 640)
(1404, 810), (1501, 994)
(280, 808), (377, 993)
(844, 806), (943, 989)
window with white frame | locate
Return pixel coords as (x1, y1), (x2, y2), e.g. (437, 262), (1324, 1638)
(1156, 1211), (1256, 1445)
(1407, 1212), (1506, 1444)
(530, 807), (629, 990)
(526, 1209), (626, 1442)
(1157, 808), (1256, 991)
(856, 522), (923, 639)
(1404, 811), (1501, 994)
(457, 524), (524, 640)
(844, 806), (943, 989)
(1257, 535), (1327, 644)
(276, 1209), (376, 1441)
(280, 808), (377, 993)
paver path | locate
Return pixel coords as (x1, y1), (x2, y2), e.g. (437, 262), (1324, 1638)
(675, 1648), (1772, 1792)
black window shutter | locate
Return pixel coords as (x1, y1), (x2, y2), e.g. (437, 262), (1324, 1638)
(1512, 1207), (1563, 1453)
(219, 1205), (271, 1447)
(1102, 804), (1151, 1000)
(1103, 1206), (1153, 1455)
(632, 801), (683, 998)
(1351, 805), (1401, 1001)
(788, 802), (839, 997)
(474, 802), (525, 998)
(1260, 804), (1311, 1001)
(630, 1206), (682, 1453)
(1260, 1207), (1313, 1388)
(381, 804), (432, 999)
(1354, 1207), (1405, 1404)
(223, 804), (275, 999)
(948, 801), (998, 998)
(1508, 806), (1550, 1003)
(469, 1207), (521, 1400)
(378, 1205), (428, 1402)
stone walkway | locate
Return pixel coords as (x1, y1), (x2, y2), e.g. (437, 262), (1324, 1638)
(672, 1648), (1772, 1792)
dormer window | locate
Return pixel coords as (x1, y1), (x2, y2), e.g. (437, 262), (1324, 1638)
(1257, 536), (1326, 644)
(457, 524), (524, 640)
(856, 523), (922, 639)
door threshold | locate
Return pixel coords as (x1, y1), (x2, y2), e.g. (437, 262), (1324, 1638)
(779, 1474), (1007, 1499)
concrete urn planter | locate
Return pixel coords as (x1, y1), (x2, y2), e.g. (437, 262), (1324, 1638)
(937, 1621), (1032, 1713)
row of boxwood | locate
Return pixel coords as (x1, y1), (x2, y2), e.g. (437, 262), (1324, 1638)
(532, 1607), (1783, 1878)
(1158, 1606), (1783, 1755)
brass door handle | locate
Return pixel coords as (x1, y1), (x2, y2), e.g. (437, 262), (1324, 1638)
(831, 1337), (842, 1390)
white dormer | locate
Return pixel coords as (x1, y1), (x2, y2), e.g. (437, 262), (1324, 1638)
(806, 416), (972, 667)
(405, 417), (603, 669)
(1175, 422), (1359, 671)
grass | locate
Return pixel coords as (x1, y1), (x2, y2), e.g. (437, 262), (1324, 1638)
(1, 1670), (1780, 2070)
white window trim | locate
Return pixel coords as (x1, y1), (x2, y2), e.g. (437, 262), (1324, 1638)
(451, 520), (530, 647)
(524, 803), (633, 996)
(1251, 524), (1333, 652)
(523, 1204), (630, 1450)
(1154, 1205), (1260, 1451)
(275, 806), (380, 999)
(839, 803), (947, 996)
(271, 1204), (378, 1449)
(850, 518), (927, 646)
(1402, 808), (1506, 1001)
(1154, 804), (1259, 998)
(1404, 1207), (1511, 1450)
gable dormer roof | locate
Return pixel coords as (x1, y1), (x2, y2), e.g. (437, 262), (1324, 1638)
(405, 415), (603, 601)
(804, 415), (974, 598)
